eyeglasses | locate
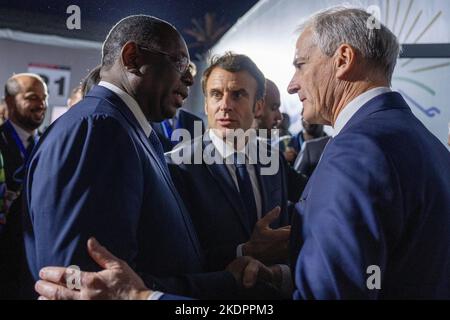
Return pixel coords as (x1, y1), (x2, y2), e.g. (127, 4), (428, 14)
(138, 45), (190, 74)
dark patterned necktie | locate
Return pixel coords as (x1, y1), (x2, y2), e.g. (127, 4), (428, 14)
(149, 130), (168, 169)
(234, 153), (258, 230)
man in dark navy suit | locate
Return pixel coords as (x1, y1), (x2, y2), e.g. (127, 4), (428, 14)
(287, 7), (450, 299)
(166, 55), (291, 295)
(23, 15), (273, 300)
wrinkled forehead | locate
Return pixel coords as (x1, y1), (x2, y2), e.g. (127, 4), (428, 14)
(160, 28), (189, 59)
(15, 76), (47, 93)
(294, 28), (317, 60)
(208, 68), (257, 90)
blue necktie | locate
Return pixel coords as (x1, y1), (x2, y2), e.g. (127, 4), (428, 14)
(149, 130), (168, 169)
(234, 153), (258, 230)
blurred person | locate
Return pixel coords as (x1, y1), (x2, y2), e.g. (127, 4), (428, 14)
(80, 65), (101, 97)
(67, 85), (83, 108)
(0, 73), (47, 299)
(0, 98), (8, 124)
(253, 79), (282, 137)
(285, 117), (328, 165)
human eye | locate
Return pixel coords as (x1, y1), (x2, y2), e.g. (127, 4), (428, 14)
(210, 90), (222, 99)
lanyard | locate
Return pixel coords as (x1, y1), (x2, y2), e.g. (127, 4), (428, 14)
(162, 118), (181, 145)
(5, 120), (36, 160)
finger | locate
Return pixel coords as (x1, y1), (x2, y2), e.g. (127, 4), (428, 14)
(256, 264), (274, 283)
(35, 280), (81, 300)
(87, 237), (121, 269)
(39, 267), (69, 285)
(262, 227), (291, 241)
(258, 207), (281, 228)
(38, 296), (49, 300)
(242, 260), (260, 288)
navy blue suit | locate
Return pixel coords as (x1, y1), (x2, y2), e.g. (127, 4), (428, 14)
(166, 137), (289, 271)
(292, 92), (450, 299)
(22, 86), (236, 299)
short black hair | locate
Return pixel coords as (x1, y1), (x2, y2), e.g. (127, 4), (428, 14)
(202, 52), (266, 101)
(102, 15), (177, 68)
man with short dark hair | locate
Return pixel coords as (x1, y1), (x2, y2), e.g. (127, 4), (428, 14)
(23, 15), (271, 300)
(166, 54), (291, 288)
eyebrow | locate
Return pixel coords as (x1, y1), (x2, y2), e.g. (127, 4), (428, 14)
(24, 91), (48, 99)
(293, 55), (308, 66)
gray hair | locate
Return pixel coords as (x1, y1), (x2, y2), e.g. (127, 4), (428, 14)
(298, 6), (400, 83)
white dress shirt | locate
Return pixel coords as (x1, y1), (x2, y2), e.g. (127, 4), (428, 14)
(9, 120), (37, 149)
(209, 130), (263, 220)
(98, 81), (152, 137)
(333, 87), (391, 137)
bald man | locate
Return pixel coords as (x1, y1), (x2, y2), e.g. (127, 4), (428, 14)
(0, 73), (47, 298)
(253, 79), (282, 136)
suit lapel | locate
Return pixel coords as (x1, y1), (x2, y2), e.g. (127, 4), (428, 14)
(87, 86), (203, 259)
(254, 163), (268, 215)
(203, 140), (252, 235)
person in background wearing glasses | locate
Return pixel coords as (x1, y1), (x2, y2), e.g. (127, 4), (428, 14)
(22, 15), (273, 300)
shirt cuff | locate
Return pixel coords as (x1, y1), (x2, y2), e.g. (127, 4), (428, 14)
(277, 264), (294, 298)
(236, 243), (245, 257)
(147, 291), (164, 300)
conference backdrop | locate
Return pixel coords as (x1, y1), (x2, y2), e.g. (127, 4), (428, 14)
(211, 0), (450, 149)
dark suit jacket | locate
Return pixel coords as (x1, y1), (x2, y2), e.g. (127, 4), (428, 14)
(166, 136), (290, 271)
(293, 136), (331, 177)
(0, 122), (33, 299)
(0, 122), (26, 193)
(153, 109), (205, 152)
(292, 92), (450, 299)
(22, 85), (236, 299)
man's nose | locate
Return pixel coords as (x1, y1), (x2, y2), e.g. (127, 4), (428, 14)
(181, 69), (194, 87)
(219, 94), (233, 111)
(287, 77), (299, 94)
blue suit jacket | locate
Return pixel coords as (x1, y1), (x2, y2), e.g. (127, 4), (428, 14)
(292, 92), (450, 299)
(22, 86), (236, 299)
(166, 136), (289, 271)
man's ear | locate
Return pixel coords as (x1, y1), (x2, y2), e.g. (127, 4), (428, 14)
(204, 102), (208, 116)
(254, 98), (264, 119)
(4, 95), (14, 109)
(121, 41), (142, 75)
(334, 43), (356, 80)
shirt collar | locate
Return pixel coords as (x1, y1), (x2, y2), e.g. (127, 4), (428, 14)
(208, 129), (256, 160)
(333, 87), (391, 137)
(98, 81), (152, 137)
(9, 120), (36, 146)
